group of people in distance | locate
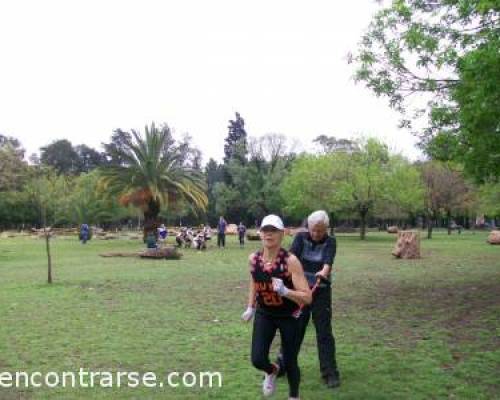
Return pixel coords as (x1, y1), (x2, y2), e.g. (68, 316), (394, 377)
(242, 210), (339, 400)
(175, 225), (211, 250)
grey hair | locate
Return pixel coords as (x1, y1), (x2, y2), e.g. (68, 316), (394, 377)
(308, 210), (329, 227)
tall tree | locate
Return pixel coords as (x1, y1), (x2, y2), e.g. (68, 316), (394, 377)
(478, 181), (500, 219)
(0, 137), (28, 191)
(352, 0), (500, 181)
(75, 144), (106, 173)
(283, 138), (417, 239)
(40, 139), (79, 175)
(205, 158), (225, 224)
(25, 167), (64, 284)
(223, 112), (248, 165)
(66, 171), (128, 225)
(427, 35), (500, 182)
(99, 123), (208, 238)
(420, 161), (473, 238)
(102, 129), (133, 166)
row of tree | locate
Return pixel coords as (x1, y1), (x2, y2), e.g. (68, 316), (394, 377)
(2, 111), (498, 240)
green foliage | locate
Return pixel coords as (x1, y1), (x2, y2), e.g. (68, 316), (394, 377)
(40, 139), (80, 175)
(66, 171), (130, 225)
(24, 167), (69, 227)
(477, 181), (500, 216)
(377, 155), (425, 219)
(0, 190), (36, 227)
(281, 154), (346, 220)
(210, 134), (294, 224)
(0, 139), (29, 192)
(282, 138), (426, 238)
(352, 0), (500, 181)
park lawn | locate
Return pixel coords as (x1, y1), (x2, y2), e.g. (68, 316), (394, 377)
(0, 231), (499, 399)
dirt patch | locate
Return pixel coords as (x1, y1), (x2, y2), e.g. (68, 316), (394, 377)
(337, 279), (500, 350)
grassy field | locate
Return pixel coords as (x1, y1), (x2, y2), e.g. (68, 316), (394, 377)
(0, 231), (499, 399)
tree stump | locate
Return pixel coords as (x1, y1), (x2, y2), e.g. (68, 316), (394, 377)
(487, 230), (500, 245)
(392, 230), (420, 259)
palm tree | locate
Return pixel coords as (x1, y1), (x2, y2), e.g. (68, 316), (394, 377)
(99, 123), (208, 238)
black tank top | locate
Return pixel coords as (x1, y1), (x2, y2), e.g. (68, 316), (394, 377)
(250, 248), (298, 317)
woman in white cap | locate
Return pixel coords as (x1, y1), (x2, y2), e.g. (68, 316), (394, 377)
(241, 214), (311, 400)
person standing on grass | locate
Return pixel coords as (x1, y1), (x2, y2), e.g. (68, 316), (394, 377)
(241, 214), (311, 400)
(275, 210), (341, 389)
(217, 216), (227, 248)
(238, 221), (247, 247)
(158, 224), (168, 245)
(80, 223), (90, 244)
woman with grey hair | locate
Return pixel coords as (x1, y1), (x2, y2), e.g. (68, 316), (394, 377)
(277, 209), (341, 389)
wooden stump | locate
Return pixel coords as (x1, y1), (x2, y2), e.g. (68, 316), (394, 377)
(487, 230), (500, 245)
(392, 230), (420, 259)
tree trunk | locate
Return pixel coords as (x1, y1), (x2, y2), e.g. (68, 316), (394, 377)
(360, 210), (367, 240)
(45, 228), (52, 284)
(143, 198), (160, 242)
(427, 216), (433, 239)
(329, 211), (335, 236)
(447, 210), (452, 235)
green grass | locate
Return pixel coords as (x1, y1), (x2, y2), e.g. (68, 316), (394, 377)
(0, 231), (499, 399)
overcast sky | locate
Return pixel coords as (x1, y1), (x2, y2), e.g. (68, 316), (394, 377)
(0, 0), (424, 164)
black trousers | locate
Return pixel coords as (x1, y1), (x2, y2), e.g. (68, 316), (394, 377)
(251, 311), (301, 397)
(281, 286), (338, 377)
(217, 233), (225, 247)
(239, 234), (245, 246)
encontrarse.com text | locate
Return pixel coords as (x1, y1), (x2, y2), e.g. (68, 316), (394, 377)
(0, 369), (222, 389)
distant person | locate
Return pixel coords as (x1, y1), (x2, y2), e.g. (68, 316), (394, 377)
(146, 232), (157, 249)
(202, 225), (212, 241)
(175, 230), (184, 247)
(241, 214), (311, 399)
(193, 230), (206, 251)
(158, 224), (168, 245)
(80, 223), (90, 244)
(238, 222), (247, 247)
(217, 216), (227, 248)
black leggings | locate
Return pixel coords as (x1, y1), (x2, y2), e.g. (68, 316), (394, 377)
(251, 311), (301, 397)
(279, 286), (338, 377)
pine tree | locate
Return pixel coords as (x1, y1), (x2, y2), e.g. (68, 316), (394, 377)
(223, 112), (248, 164)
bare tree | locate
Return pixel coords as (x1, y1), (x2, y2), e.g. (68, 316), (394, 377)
(421, 162), (473, 238)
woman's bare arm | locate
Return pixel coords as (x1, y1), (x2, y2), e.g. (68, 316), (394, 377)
(279, 255), (312, 306)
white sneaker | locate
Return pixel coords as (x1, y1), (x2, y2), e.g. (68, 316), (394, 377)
(262, 363), (279, 397)
(288, 397), (300, 400)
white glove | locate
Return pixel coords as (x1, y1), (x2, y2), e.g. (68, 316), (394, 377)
(241, 306), (255, 322)
(272, 278), (289, 297)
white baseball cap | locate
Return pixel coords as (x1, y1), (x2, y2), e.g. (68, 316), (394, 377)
(260, 214), (284, 230)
